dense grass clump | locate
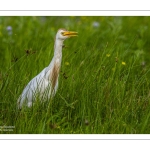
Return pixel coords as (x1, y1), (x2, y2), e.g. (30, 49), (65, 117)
(1, 16), (150, 133)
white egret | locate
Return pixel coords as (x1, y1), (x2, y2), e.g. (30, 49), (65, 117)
(17, 28), (78, 109)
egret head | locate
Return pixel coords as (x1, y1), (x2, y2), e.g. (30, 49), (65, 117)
(56, 28), (78, 40)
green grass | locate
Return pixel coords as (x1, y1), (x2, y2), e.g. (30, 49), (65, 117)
(1, 16), (150, 133)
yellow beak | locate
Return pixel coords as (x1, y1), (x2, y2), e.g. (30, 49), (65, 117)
(62, 31), (78, 37)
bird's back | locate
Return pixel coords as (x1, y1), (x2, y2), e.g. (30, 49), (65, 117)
(17, 67), (58, 109)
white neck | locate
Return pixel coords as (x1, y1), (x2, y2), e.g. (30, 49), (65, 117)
(47, 38), (64, 71)
(53, 38), (64, 62)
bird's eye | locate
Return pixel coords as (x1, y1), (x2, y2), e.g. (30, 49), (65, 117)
(61, 32), (64, 36)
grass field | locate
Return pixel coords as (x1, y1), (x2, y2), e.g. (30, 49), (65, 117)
(1, 16), (150, 134)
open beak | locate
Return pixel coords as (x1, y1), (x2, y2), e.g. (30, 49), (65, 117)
(62, 31), (78, 37)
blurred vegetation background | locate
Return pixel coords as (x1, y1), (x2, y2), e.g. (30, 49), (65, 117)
(1, 16), (150, 133)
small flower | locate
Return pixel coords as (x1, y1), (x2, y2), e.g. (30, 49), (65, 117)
(65, 62), (70, 66)
(6, 26), (12, 31)
(92, 21), (100, 28)
(106, 54), (110, 57)
(6, 26), (12, 35)
(122, 62), (126, 65)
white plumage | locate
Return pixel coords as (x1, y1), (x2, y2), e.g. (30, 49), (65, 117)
(17, 29), (78, 109)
